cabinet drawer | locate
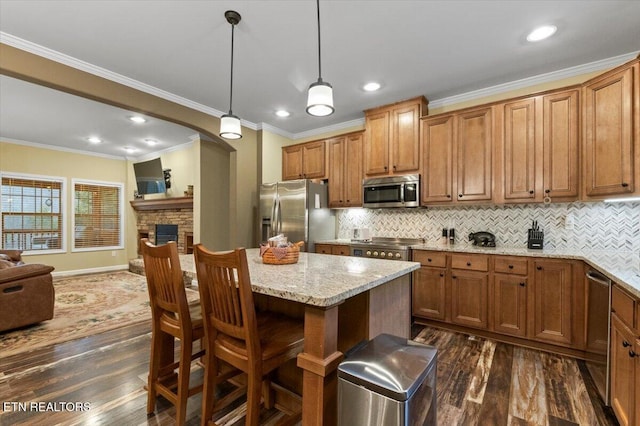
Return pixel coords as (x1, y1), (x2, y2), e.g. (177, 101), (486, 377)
(451, 254), (489, 272)
(494, 257), (528, 275)
(612, 285), (635, 330)
(412, 251), (447, 268)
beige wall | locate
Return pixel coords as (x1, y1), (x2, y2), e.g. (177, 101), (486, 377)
(1, 140), (131, 271)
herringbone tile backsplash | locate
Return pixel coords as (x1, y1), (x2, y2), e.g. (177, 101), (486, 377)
(337, 201), (640, 252)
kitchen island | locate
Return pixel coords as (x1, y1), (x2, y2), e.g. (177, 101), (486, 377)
(131, 248), (420, 425)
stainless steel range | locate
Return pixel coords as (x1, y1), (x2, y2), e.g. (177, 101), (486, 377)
(349, 237), (424, 261)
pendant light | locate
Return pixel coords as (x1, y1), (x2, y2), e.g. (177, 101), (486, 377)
(219, 10), (242, 140)
(306, 0), (334, 117)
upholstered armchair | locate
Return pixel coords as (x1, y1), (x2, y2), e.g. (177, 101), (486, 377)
(0, 250), (55, 332)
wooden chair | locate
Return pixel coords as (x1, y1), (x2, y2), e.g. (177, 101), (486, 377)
(140, 238), (205, 426)
(194, 244), (304, 426)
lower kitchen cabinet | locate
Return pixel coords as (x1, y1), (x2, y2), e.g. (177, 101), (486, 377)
(412, 266), (447, 321)
(530, 259), (584, 349)
(610, 284), (640, 426)
(492, 273), (527, 337)
(451, 269), (488, 330)
(315, 243), (349, 256)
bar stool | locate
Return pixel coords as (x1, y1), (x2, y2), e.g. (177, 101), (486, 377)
(140, 238), (204, 425)
(193, 245), (304, 426)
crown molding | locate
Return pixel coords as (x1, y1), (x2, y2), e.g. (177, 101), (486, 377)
(131, 140), (196, 162)
(291, 118), (366, 140)
(428, 51), (640, 109)
(257, 122), (295, 140)
(0, 136), (128, 160)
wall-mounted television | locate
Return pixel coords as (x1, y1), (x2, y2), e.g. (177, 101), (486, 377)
(133, 158), (167, 195)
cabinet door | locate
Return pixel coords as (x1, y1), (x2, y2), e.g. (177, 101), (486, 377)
(282, 145), (304, 180)
(583, 64), (635, 196)
(451, 270), (488, 329)
(457, 107), (493, 201)
(502, 98), (537, 201)
(531, 260), (573, 346)
(492, 274), (527, 337)
(331, 245), (350, 256)
(391, 104), (420, 173)
(610, 315), (636, 426)
(302, 140), (326, 179)
(364, 110), (390, 176)
(543, 89), (579, 200)
(421, 115), (454, 203)
(327, 137), (345, 207)
(344, 133), (363, 206)
(315, 244), (332, 255)
(412, 267), (447, 321)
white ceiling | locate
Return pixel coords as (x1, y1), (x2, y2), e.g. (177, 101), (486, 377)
(1, 1), (639, 159)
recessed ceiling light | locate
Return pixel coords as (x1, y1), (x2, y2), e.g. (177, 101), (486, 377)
(144, 138), (158, 146)
(123, 146), (138, 154)
(527, 25), (557, 42)
(275, 110), (291, 118)
(87, 136), (102, 144)
(129, 116), (147, 123)
(363, 82), (381, 92)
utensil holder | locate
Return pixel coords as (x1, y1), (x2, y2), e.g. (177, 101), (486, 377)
(527, 229), (544, 249)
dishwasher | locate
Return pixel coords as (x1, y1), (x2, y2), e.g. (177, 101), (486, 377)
(585, 269), (612, 405)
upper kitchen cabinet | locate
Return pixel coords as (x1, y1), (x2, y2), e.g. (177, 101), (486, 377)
(327, 132), (364, 208)
(456, 106), (493, 202)
(364, 96), (428, 176)
(494, 88), (579, 203)
(282, 140), (326, 180)
(420, 115), (454, 203)
(582, 57), (640, 199)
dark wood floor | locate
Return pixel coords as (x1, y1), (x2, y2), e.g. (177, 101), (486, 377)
(0, 321), (617, 425)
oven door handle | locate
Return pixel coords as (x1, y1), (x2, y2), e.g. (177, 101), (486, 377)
(586, 270), (611, 287)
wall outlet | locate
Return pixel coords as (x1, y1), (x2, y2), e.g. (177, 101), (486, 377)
(111, 250), (117, 257)
(564, 214), (575, 230)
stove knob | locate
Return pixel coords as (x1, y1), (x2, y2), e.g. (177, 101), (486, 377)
(373, 251), (379, 257)
(380, 251), (386, 257)
(366, 250), (372, 256)
(387, 252), (394, 258)
(395, 253), (402, 259)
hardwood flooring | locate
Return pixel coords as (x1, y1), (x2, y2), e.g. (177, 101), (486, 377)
(0, 321), (616, 425)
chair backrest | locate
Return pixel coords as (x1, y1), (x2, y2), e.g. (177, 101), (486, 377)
(140, 238), (192, 331)
(193, 245), (260, 357)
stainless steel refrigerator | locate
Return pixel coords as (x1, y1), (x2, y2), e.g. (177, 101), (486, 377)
(259, 179), (335, 253)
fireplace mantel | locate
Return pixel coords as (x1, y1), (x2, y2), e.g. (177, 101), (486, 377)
(130, 196), (193, 211)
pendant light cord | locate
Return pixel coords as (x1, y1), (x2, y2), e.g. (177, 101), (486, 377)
(229, 21), (235, 114)
(316, 0), (322, 80)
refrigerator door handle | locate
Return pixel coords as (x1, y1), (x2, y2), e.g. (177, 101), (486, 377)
(277, 198), (283, 235)
(270, 195), (278, 238)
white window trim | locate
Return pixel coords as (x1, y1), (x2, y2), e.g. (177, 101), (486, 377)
(0, 171), (67, 255)
(71, 178), (125, 253)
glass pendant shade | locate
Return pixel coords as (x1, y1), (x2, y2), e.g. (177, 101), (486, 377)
(219, 113), (242, 139)
(306, 79), (334, 117)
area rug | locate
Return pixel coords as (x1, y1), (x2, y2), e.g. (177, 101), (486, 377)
(0, 271), (199, 357)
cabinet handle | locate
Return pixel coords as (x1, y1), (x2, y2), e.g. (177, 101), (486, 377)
(519, 282), (526, 287)
(536, 266), (543, 270)
(384, 166), (388, 170)
(446, 194), (451, 198)
(393, 165), (397, 170)
(508, 265), (514, 269)
(630, 350), (637, 358)
(452, 275), (457, 279)
(545, 189), (550, 194)
(466, 262), (471, 266)
(621, 182), (629, 187)
(529, 190), (534, 195)
(346, 199), (350, 203)
(623, 340), (631, 348)
(427, 258), (432, 262)
(439, 273), (444, 277)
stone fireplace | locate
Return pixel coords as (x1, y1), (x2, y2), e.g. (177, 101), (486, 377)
(131, 197), (193, 254)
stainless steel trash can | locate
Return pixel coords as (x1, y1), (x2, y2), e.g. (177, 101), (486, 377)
(337, 333), (437, 426)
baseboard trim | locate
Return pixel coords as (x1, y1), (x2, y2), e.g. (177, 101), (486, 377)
(52, 264), (130, 278)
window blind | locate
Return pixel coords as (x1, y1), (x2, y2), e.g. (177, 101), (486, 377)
(74, 182), (122, 249)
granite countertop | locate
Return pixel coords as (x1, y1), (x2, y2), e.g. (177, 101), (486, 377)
(316, 239), (640, 299)
(171, 248), (419, 307)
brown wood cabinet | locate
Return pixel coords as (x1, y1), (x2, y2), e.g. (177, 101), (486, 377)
(282, 140), (326, 180)
(530, 259), (584, 349)
(420, 115), (454, 203)
(456, 106), (493, 202)
(315, 243), (349, 256)
(412, 251), (448, 321)
(327, 132), (363, 207)
(610, 284), (640, 426)
(364, 96), (427, 176)
(583, 58), (640, 198)
(491, 256), (529, 338)
(450, 253), (489, 329)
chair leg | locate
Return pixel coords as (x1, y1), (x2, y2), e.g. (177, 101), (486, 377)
(146, 327), (163, 414)
(262, 378), (274, 409)
(200, 346), (218, 426)
(175, 337), (193, 426)
(245, 370), (263, 426)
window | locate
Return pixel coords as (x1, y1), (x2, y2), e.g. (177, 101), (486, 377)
(73, 179), (124, 251)
(1, 173), (65, 252)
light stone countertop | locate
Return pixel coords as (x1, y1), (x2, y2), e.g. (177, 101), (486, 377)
(316, 239), (640, 299)
(168, 248), (419, 307)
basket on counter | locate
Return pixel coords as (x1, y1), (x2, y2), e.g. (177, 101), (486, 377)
(260, 241), (304, 265)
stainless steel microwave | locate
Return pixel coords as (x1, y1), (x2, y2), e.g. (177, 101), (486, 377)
(362, 174), (420, 208)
